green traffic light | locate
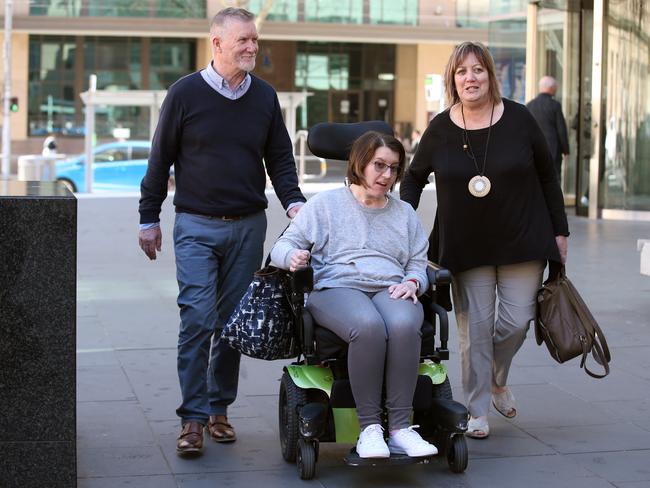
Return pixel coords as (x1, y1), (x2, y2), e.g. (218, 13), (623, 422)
(9, 96), (18, 113)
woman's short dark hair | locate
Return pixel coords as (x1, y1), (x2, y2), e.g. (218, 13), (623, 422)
(347, 131), (406, 191)
(443, 41), (502, 108)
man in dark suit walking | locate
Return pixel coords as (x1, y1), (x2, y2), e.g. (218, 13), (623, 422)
(527, 76), (570, 181)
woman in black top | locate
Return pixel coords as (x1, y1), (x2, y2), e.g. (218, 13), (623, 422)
(400, 42), (569, 439)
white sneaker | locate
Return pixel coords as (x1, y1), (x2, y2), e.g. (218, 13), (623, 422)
(356, 424), (390, 458)
(387, 425), (438, 457)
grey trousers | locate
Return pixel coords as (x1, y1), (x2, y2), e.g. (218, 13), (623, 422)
(451, 260), (544, 418)
(307, 288), (423, 430)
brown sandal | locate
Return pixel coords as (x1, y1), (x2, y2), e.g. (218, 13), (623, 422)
(208, 415), (237, 443)
(176, 421), (204, 454)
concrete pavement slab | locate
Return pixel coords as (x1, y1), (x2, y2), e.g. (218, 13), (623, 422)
(76, 349), (121, 367)
(460, 455), (615, 488)
(526, 422), (650, 454)
(78, 475), (178, 488)
(77, 446), (170, 478)
(462, 415), (556, 458)
(176, 470), (328, 488)
(77, 401), (155, 449)
(567, 451), (650, 485)
(77, 364), (136, 402)
(507, 384), (619, 429)
(591, 398), (650, 432)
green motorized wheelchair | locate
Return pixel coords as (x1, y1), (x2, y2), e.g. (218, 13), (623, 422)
(277, 121), (469, 480)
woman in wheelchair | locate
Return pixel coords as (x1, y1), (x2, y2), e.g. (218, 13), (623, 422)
(270, 131), (438, 459)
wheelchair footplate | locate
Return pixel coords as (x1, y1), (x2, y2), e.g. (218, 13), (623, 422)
(344, 448), (434, 467)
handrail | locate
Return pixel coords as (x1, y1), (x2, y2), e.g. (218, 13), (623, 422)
(296, 130), (327, 183)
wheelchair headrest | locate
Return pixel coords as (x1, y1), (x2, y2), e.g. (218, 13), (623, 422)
(307, 121), (393, 161)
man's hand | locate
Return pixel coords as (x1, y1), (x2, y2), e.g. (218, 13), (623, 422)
(388, 281), (419, 304)
(555, 235), (568, 264)
(139, 226), (162, 260)
(287, 203), (304, 219)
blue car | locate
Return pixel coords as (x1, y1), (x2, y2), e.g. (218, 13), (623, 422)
(55, 140), (172, 192)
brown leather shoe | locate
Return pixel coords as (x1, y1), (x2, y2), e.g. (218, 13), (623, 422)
(176, 421), (204, 455)
(208, 415), (236, 443)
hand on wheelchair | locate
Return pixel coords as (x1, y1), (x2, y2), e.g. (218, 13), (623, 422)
(388, 280), (418, 304)
(289, 249), (311, 272)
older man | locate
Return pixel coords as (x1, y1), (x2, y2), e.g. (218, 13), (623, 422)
(526, 76), (570, 181)
(138, 7), (305, 455)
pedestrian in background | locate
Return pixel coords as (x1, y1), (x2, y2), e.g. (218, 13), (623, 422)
(138, 7), (305, 456)
(526, 76), (570, 181)
(42, 135), (57, 156)
(410, 129), (421, 154)
(400, 42), (569, 439)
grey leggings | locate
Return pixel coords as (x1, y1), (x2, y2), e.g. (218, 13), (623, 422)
(307, 288), (424, 430)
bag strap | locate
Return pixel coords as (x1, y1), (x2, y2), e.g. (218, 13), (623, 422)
(560, 268), (611, 378)
(264, 224), (292, 267)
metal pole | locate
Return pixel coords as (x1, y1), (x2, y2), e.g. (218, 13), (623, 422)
(2, 0), (13, 178)
(84, 74), (96, 192)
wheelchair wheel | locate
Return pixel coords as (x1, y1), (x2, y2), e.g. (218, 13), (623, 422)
(432, 377), (453, 400)
(279, 371), (307, 462)
(297, 438), (317, 480)
(447, 434), (468, 473)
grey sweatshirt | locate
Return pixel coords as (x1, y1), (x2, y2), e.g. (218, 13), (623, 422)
(270, 186), (429, 293)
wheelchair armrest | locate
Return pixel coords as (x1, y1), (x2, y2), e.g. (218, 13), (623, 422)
(288, 266), (318, 364)
(301, 308), (319, 365)
(430, 302), (449, 356)
(427, 261), (451, 286)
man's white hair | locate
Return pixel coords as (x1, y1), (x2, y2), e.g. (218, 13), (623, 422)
(210, 7), (255, 36)
(539, 76), (557, 94)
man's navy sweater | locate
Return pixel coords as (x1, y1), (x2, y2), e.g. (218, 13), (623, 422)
(139, 72), (305, 224)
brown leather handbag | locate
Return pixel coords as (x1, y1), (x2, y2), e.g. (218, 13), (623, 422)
(535, 265), (611, 378)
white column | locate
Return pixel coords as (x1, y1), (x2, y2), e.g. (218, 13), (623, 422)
(2, 0), (13, 178)
(589, 0), (605, 219)
(524, 2), (538, 104)
(84, 74), (97, 193)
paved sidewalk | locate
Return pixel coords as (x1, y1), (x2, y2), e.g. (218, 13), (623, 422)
(76, 189), (650, 488)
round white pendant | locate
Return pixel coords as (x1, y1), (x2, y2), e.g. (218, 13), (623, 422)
(468, 175), (491, 197)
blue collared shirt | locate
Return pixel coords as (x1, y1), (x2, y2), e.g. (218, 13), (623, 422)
(200, 62), (252, 100)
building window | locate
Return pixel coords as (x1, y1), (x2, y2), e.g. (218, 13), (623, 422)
(30, 0), (205, 18)
(304, 0), (363, 24)
(28, 35), (195, 138)
(368, 0), (418, 26)
(150, 39), (196, 89)
(248, 0), (298, 22)
(294, 42), (394, 129)
(28, 36), (79, 137)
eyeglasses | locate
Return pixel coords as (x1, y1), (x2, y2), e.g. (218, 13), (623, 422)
(372, 161), (400, 175)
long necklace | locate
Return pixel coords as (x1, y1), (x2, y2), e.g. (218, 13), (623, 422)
(461, 103), (494, 198)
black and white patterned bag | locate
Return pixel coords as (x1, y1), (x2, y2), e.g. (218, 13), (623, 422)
(221, 265), (299, 360)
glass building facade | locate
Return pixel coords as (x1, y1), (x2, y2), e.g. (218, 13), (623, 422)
(248, 0), (418, 25)
(294, 42), (395, 129)
(29, 0), (206, 18)
(530, 0), (650, 216)
(28, 36), (196, 138)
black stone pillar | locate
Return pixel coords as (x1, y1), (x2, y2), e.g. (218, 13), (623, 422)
(0, 180), (77, 487)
